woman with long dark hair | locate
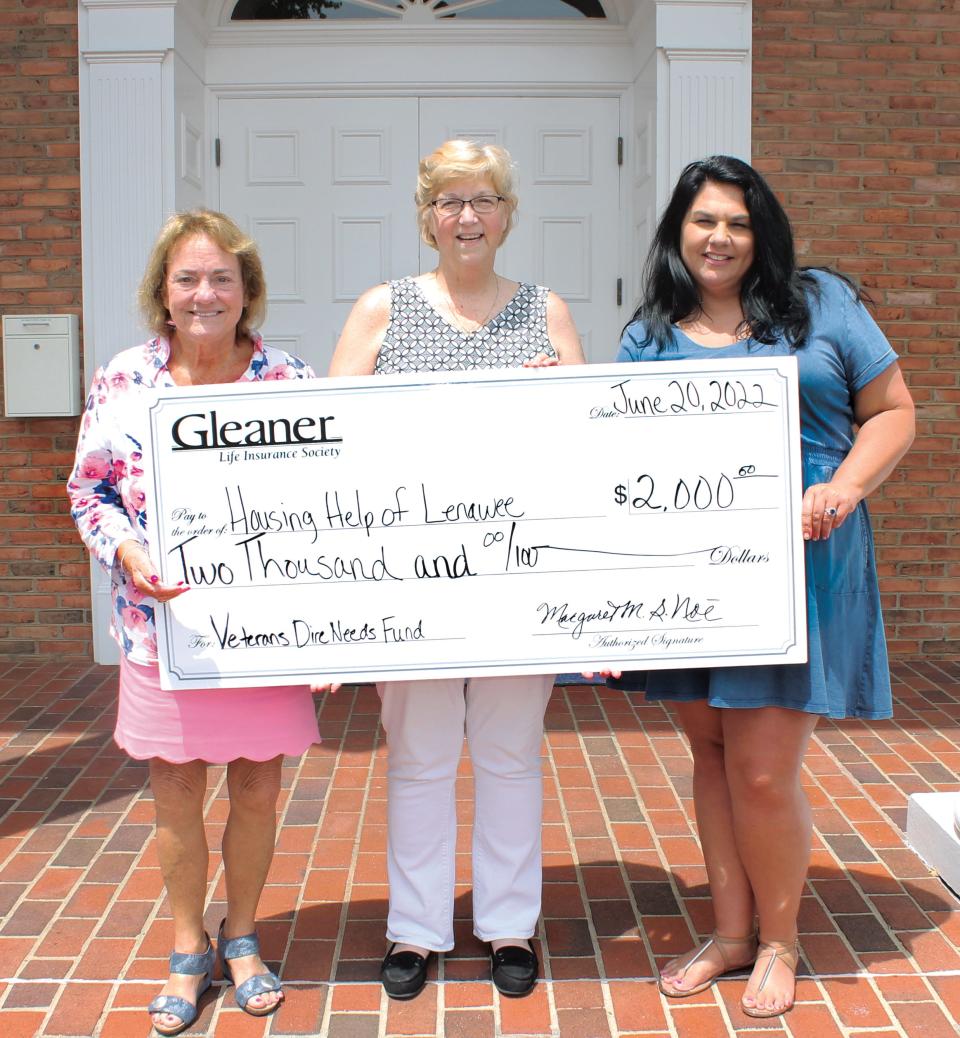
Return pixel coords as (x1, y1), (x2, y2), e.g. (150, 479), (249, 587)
(615, 156), (914, 1018)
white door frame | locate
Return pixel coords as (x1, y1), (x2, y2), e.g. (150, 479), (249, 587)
(78, 0), (751, 662)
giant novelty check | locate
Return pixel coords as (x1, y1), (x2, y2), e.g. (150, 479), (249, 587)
(150, 359), (806, 689)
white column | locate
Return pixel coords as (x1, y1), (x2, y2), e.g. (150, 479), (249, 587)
(81, 54), (167, 369)
(79, 2), (179, 372)
(654, 0), (752, 210)
(79, 1), (178, 662)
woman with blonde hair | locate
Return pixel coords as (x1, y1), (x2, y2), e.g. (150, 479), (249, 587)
(323, 139), (584, 999)
(69, 209), (319, 1034)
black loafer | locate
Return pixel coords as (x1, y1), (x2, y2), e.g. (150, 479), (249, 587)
(490, 943), (538, 997)
(380, 943), (431, 1000)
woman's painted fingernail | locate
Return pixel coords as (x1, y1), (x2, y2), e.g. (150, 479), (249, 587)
(150, 575), (159, 584)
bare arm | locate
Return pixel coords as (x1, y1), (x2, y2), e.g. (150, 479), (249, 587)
(546, 291), (585, 365)
(328, 283), (391, 376)
(802, 362), (915, 541)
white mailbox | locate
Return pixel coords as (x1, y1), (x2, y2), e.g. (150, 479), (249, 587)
(2, 314), (81, 417)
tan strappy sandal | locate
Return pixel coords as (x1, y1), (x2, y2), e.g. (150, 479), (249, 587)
(658, 931), (758, 997)
(740, 939), (800, 1018)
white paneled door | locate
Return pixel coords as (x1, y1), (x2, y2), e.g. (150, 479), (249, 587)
(218, 97), (422, 373)
(218, 96), (621, 373)
(419, 98), (622, 363)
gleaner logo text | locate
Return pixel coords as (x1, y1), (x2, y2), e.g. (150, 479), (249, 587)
(170, 410), (342, 450)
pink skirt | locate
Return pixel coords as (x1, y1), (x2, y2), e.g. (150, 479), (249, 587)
(116, 656), (321, 764)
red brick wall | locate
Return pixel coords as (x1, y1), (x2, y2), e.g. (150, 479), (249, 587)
(0, 0), (956, 659)
(753, 0), (959, 658)
(0, 0), (89, 655)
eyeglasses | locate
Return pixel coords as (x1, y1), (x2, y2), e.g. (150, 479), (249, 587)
(430, 194), (504, 217)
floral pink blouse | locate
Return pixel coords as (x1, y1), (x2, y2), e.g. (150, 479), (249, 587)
(67, 334), (314, 664)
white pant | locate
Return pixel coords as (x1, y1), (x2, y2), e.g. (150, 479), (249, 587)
(378, 675), (554, 951)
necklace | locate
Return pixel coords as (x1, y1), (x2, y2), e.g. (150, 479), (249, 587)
(435, 273), (500, 335)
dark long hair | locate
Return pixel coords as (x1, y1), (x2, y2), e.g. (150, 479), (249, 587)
(629, 155), (822, 350)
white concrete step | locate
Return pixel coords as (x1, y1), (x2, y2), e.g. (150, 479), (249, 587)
(906, 792), (960, 898)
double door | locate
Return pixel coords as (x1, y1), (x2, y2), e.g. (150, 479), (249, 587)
(218, 95), (623, 372)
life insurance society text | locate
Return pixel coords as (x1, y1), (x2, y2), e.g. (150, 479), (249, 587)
(151, 358), (804, 687)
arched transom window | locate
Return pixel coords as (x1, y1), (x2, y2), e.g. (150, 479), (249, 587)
(231, 0), (607, 21)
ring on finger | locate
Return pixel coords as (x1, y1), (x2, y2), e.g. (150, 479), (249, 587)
(825, 506), (838, 518)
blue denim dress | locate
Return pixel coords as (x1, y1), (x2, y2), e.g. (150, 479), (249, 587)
(614, 271), (897, 719)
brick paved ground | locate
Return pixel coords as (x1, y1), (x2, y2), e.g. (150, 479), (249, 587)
(1, 657), (958, 1038)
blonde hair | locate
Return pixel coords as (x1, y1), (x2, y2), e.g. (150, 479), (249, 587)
(415, 140), (518, 249)
(137, 209), (267, 338)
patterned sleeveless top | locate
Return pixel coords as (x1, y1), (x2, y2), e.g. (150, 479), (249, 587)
(375, 276), (555, 373)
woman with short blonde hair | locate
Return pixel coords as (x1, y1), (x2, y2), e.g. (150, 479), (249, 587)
(414, 139), (519, 248)
(320, 140), (584, 1001)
